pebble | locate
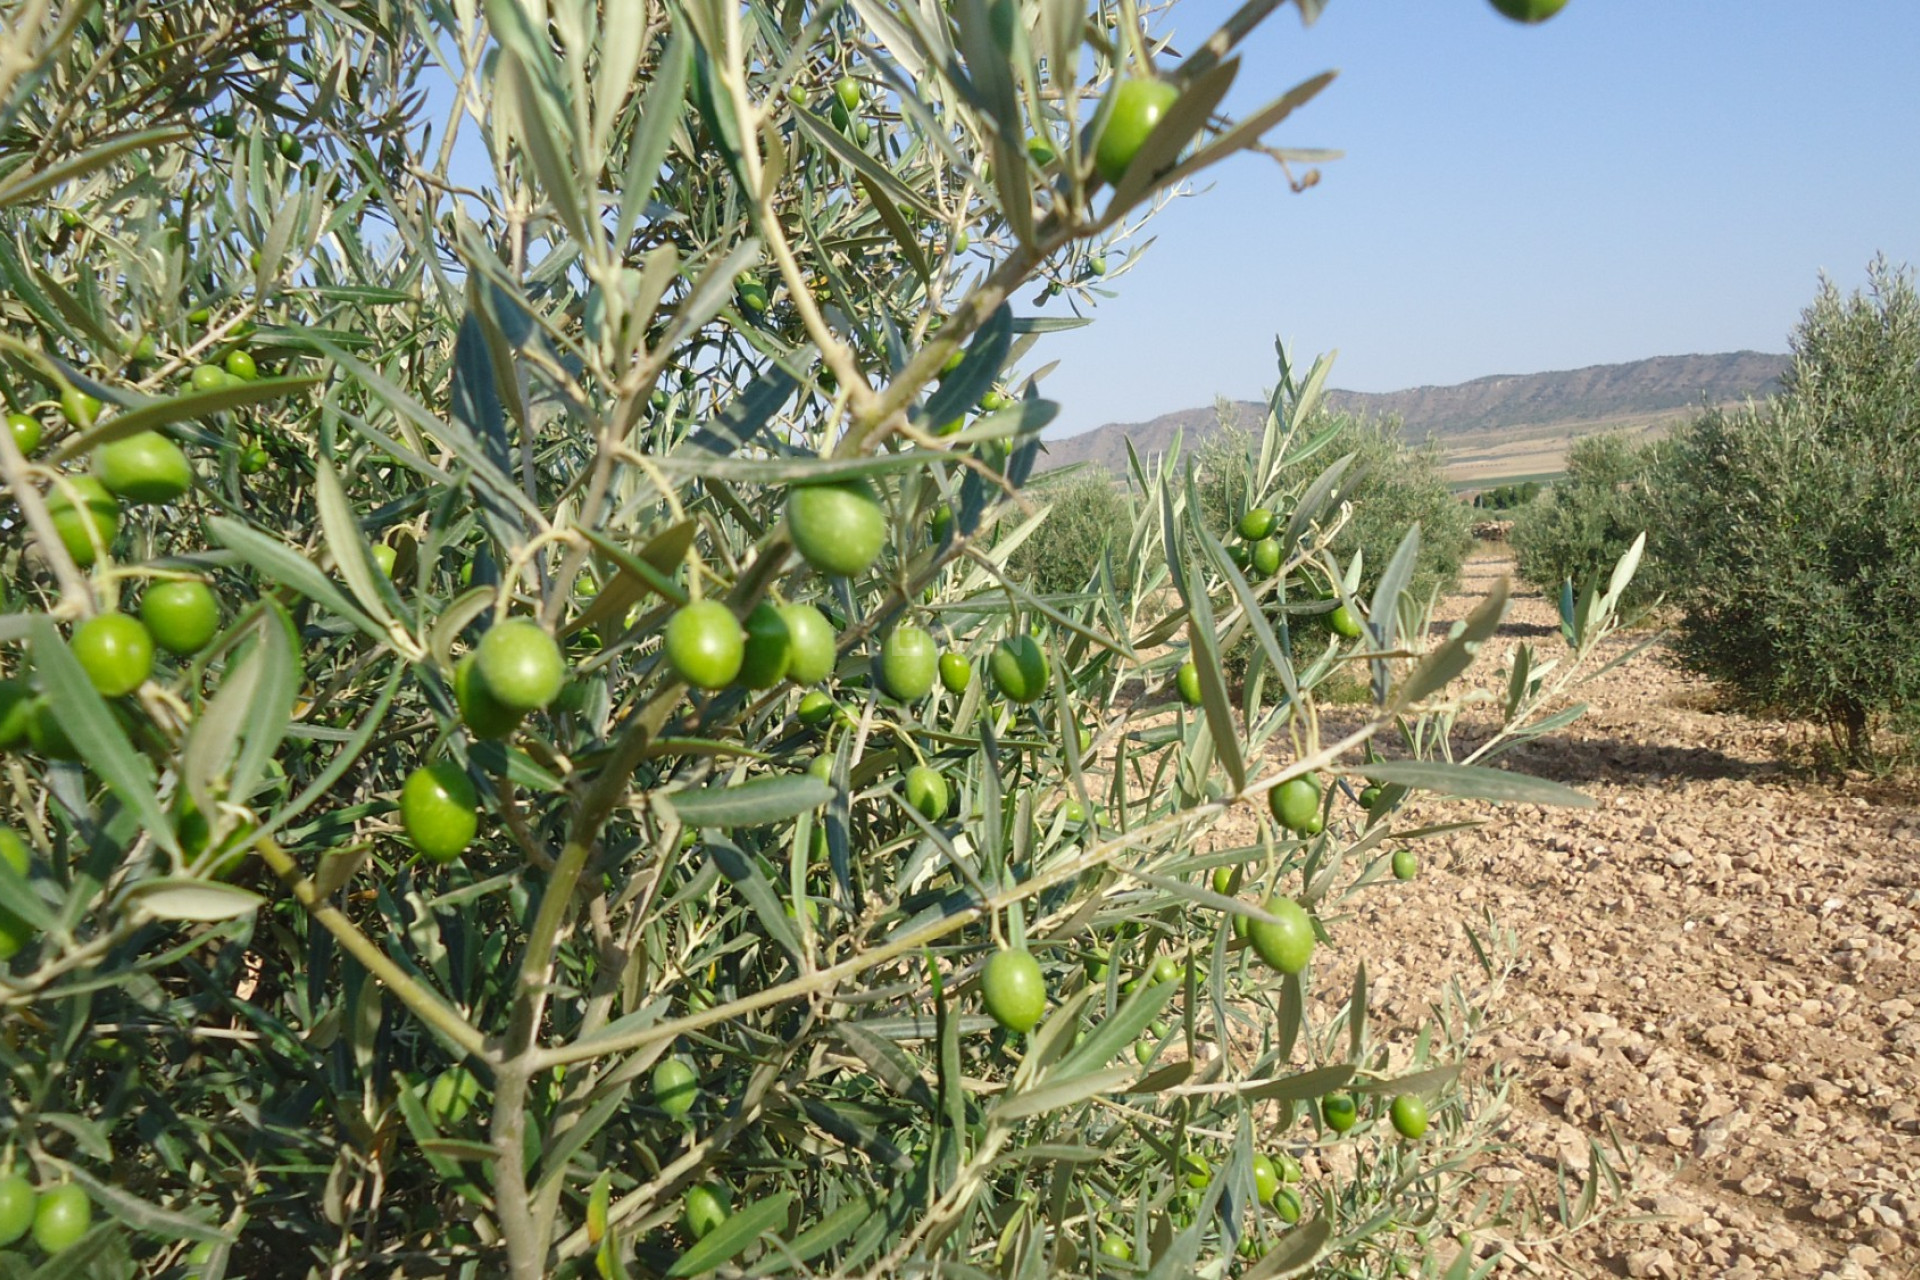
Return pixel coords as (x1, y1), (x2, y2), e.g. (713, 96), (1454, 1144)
(1787, 1245), (1825, 1274)
(1626, 1248), (1677, 1278)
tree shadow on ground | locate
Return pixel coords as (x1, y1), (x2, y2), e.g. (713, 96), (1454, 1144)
(1311, 713), (1782, 789)
(1427, 619), (1563, 640)
(1491, 734), (1785, 787)
(1854, 774), (1920, 810)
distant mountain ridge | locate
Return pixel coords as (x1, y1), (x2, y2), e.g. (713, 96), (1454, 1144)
(1040, 351), (1790, 477)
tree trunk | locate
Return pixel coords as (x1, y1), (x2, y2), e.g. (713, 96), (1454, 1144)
(1838, 699), (1871, 768)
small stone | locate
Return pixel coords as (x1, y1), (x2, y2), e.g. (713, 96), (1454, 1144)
(1550, 1041), (1598, 1070)
(1626, 1248), (1676, 1278)
(1652, 1195), (1703, 1226)
(1694, 1109), (1744, 1158)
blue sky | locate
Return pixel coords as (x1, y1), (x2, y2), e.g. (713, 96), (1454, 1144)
(1034, 0), (1920, 438)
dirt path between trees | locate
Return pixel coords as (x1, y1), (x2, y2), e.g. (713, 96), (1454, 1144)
(1301, 550), (1919, 1278)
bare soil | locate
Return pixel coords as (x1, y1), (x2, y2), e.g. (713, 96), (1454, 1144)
(1267, 550), (1919, 1278)
(1440, 413), (1679, 487)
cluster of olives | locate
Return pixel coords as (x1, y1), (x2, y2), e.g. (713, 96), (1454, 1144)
(0, 365), (278, 938)
(638, 1058), (732, 1238)
(0, 577), (231, 824)
(1101, 1081), (1432, 1263)
(2, 389), (226, 763)
(400, 616), (567, 863)
(400, 476), (1062, 868)
(1225, 504), (1366, 640)
(12, 337), (272, 562)
(1314, 1089), (1430, 1141)
(656, 479), (1052, 707)
(0, 1173), (91, 1257)
(824, 75), (871, 145)
(205, 103), (320, 184)
(1181, 1090), (1431, 1256)
(1231, 506), (1284, 578)
(1268, 772), (1323, 837)
(977, 857), (1323, 1041)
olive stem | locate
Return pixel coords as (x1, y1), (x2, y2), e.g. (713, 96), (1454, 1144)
(713, 18), (876, 423)
(253, 835), (486, 1060)
(489, 1061), (543, 1280)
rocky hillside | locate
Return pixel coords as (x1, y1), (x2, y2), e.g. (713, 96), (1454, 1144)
(1040, 351), (1789, 475)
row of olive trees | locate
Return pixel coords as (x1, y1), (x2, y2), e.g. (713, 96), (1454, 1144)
(1510, 256), (1920, 763)
(1510, 433), (1666, 612)
(1469, 480), (1539, 511)
(1017, 394), (1473, 610)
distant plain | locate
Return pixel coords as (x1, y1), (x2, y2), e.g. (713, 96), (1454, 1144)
(1039, 351), (1787, 489)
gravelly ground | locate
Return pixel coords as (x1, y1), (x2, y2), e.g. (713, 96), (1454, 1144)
(1227, 549), (1920, 1279)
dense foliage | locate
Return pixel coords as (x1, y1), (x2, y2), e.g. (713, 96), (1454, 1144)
(1007, 470), (1134, 596)
(0, 0), (1624, 1277)
(1508, 433), (1663, 611)
(1468, 481), (1539, 511)
(1650, 258), (1920, 762)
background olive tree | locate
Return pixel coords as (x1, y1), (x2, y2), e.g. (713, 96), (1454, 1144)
(1468, 481), (1539, 512)
(0, 0), (1629, 1277)
(1648, 258), (1920, 763)
(1513, 259), (1920, 763)
(1007, 469), (1134, 596)
(1508, 432), (1664, 612)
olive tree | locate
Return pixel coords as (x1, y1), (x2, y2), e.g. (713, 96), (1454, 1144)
(1007, 470), (1134, 596)
(1651, 258), (1920, 763)
(0, 0), (1630, 1276)
(1509, 432), (1664, 611)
